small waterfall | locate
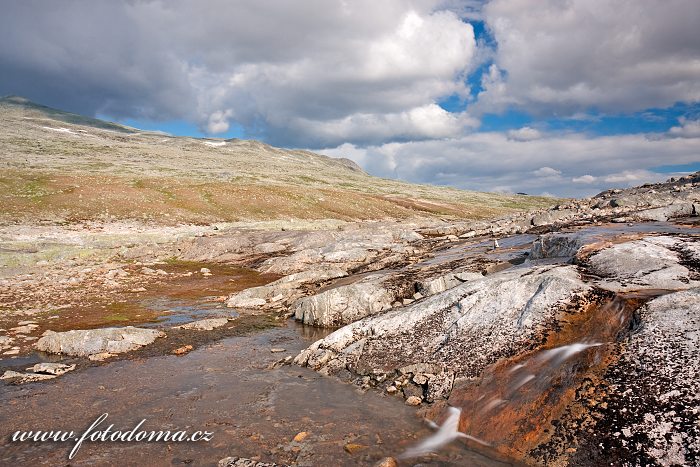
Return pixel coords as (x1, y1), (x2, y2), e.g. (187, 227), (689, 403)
(399, 406), (490, 459)
(405, 294), (640, 461)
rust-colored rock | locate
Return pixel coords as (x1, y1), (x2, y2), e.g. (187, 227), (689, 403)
(172, 344), (193, 355)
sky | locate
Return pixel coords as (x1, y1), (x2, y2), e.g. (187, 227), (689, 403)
(1, 0), (699, 197)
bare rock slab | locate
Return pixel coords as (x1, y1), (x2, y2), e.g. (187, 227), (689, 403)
(292, 274), (398, 327)
(586, 236), (700, 292)
(296, 265), (590, 395)
(35, 326), (165, 357)
(174, 317), (229, 331)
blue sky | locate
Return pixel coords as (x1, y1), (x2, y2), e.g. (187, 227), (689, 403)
(2, 0), (699, 197)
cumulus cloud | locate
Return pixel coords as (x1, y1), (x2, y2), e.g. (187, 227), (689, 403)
(669, 118), (700, 138)
(2, 0), (699, 198)
(533, 167), (561, 178)
(603, 170), (662, 184)
(572, 175), (596, 184)
(289, 104), (479, 146)
(206, 109), (234, 134)
(478, 0), (700, 115)
(508, 126), (542, 141)
(321, 131), (700, 197)
(0, 0), (477, 145)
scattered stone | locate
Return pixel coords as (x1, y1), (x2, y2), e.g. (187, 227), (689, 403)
(270, 348), (286, 353)
(1, 370), (57, 383)
(88, 352), (116, 361)
(27, 362), (76, 375)
(10, 323), (39, 334)
(292, 431), (308, 442)
(374, 457), (398, 467)
(172, 345), (193, 356)
(267, 355), (293, 369)
(1, 370), (25, 380)
(218, 457), (285, 467)
(175, 318), (229, 331)
(343, 443), (367, 454)
(405, 396), (422, 406)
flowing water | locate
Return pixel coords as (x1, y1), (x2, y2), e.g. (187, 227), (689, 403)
(0, 320), (513, 466)
(1, 221), (697, 465)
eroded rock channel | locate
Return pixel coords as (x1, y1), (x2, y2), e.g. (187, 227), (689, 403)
(1, 173), (699, 466)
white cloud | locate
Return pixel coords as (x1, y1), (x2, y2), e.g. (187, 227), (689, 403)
(206, 109), (233, 134)
(478, 0), (700, 115)
(320, 130), (700, 197)
(669, 118), (700, 138)
(572, 175), (596, 184)
(508, 126), (542, 141)
(289, 104), (478, 146)
(603, 170), (661, 184)
(533, 166), (561, 178)
(0, 0), (477, 146)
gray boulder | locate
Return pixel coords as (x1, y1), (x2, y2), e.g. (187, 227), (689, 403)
(27, 362), (76, 375)
(175, 317), (229, 331)
(528, 232), (587, 261)
(292, 274), (403, 327)
(35, 327), (165, 357)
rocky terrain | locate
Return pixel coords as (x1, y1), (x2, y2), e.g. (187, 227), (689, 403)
(289, 172), (699, 466)
(0, 97), (698, 466)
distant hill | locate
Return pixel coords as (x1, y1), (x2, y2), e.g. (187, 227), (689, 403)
(0, 96), (556, 225)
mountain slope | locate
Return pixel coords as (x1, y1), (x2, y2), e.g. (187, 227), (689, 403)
(0, 97), (555, 224)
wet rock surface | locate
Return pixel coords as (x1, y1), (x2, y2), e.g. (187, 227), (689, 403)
(174, 317), (231, 331)
(295, 265), (591, 390)
(35, 326), (165, 357)
(289, 173), (700, 465)
(583, 288), (699, 466)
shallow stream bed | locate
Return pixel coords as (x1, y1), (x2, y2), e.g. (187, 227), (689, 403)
(0, 320), (512, 466)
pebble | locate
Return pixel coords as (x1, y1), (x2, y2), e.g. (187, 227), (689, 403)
(172, 345), (193, 356)
(374, 458), (398, 467)
(405, 396), (422, 406)
(343, 443), (367, 454)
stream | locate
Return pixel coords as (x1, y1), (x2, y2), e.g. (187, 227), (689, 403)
(1, 221), (697, 466)
(0, 319), (513, 466)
